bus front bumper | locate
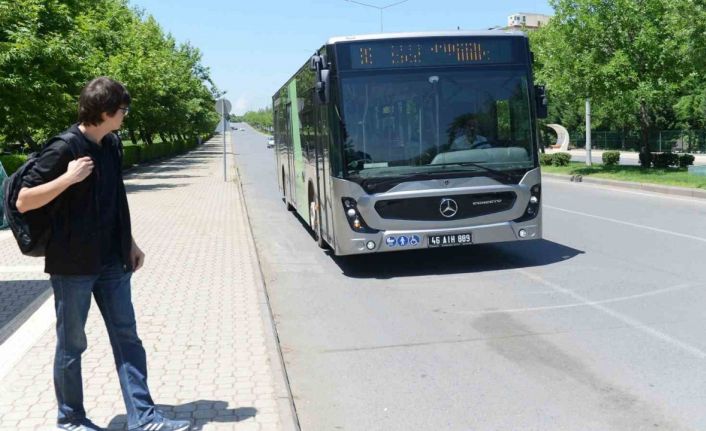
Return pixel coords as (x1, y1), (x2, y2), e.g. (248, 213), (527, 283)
(334, 219), (541, 255)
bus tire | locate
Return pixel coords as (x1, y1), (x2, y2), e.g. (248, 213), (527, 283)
(283, 177), (295, 211)
(309, 197), (328, 249)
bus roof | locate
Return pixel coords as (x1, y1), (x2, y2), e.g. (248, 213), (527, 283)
(327, 30), (527, 45)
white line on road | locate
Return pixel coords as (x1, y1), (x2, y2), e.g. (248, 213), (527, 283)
(545, 205), (706, 243)
(0, 294), (55, 381)
(518, 269), (706, 360)
(461, 282), (697, 314)
(0, 265), (45, 274)
(543, 177), (706, 205)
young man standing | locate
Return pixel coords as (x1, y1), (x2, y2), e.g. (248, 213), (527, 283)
(16, 77), (190, 431)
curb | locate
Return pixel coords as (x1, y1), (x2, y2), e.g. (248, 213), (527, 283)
(233, 163), (301, 431)
(542, 173), (706, 200)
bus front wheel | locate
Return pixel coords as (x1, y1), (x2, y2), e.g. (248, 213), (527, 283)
(309, 198), (328, 249)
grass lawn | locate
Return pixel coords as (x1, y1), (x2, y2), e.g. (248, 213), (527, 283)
(542, 162), (706, 189)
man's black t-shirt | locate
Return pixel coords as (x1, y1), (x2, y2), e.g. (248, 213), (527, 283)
(22, 124), (122, 265)
(94, 131), (121, 264)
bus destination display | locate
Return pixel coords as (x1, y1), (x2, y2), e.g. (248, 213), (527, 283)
(349, 39), (515, 69)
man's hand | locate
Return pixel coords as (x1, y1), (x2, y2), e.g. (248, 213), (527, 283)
(16, 156), (94, 213)
(64, 157), (94, 185)
(130, 239), (145, 272)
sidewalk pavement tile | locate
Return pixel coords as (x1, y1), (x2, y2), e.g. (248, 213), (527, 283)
(0, 135), (287, 430)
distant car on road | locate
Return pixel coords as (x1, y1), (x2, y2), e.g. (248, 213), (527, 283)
(266, 137), (275, 148)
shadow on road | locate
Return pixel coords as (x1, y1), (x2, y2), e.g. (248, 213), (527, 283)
(0, 279), (51, 344)
(124, 183), (185, 193)
(332, 239), (584, 279)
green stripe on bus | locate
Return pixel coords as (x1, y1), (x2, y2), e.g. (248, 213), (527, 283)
(288, 79), (308, 222)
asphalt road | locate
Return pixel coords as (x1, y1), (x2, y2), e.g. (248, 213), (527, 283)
(232, 123), (706, 431)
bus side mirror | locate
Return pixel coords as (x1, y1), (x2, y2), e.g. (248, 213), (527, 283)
(535, 85), (548, 119)
(309, 54), (321, 71)
(316, 69), (330, 104)
(310, 53), (330, 104)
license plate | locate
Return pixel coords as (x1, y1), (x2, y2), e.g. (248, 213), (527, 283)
(428, 232), (472, 248)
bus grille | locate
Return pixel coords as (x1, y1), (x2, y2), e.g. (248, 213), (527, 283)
(374, 192), (517, 221)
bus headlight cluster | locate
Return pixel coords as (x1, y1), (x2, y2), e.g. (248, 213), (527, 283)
(513, 185), (541, 223)
(342, 197), (379, 233)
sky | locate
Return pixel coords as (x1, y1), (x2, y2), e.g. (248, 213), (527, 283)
(128, 0), (554, 115)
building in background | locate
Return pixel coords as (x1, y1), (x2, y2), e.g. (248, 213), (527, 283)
(507, 13), (552, 30)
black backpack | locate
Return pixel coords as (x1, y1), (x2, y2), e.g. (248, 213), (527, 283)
(2, 132), (82, 257)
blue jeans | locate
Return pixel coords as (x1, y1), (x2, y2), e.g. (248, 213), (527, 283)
(51, 261), (155, 429)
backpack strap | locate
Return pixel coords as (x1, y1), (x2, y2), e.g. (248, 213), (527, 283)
(43, 131), (83, 160)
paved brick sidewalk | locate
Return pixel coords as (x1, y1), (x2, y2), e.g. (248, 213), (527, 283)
(0, 135), (293, 430)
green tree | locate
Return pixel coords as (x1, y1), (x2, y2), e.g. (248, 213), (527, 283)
(0, 0), (94, 149)
(0, 0), (218, 150)
(532, 0), (689, 150)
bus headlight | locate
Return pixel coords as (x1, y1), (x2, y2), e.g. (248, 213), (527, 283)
(341, 197), (379, 233)
(513, 185), (541, 223)
(366, 241), (376, 250)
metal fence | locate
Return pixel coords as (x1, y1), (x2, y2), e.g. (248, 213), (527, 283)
(0, 161), (7, 229)
(567, 130), (706, 153)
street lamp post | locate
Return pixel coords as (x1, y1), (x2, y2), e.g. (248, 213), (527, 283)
(343, 0), (409, 33)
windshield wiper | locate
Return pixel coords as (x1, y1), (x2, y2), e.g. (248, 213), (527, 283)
(431, 162), (517, 183)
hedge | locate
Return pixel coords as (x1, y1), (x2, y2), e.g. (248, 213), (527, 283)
(0, 154), (28, 176)
(552, 152), (572, 166)
(540, 152), (572, 167)
(540, 153), (554, 166)
(1, 137), (207, 176)
(602, 151), (620, 166)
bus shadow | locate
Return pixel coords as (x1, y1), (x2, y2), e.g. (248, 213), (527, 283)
(331, 239), (584, 279)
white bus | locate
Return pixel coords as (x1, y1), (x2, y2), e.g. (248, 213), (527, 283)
(273, 31), (547, 255)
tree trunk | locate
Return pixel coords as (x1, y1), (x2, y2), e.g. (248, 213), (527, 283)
(159, 133), (169, 144)
(639, 101), (651, 152)
(22, 133), (37, 151)
(128, 129), (138, 146)
(140, 130), (153, 146)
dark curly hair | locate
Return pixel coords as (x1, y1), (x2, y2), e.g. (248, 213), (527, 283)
(78, 77), (131, 126)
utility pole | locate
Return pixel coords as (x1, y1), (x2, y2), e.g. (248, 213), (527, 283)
(585, 98), (592, 167)
(215, 98), (232, 181)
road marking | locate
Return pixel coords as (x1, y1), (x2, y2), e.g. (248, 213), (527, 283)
(543, 177), (706, 205)
(518, 269), (706, 359)
(0, 265), (45, 274)
(545, 205), (706, 243)
(461, 283), (697, 314)
(0, 293), (55, 381)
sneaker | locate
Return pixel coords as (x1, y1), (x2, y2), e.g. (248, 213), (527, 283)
(132, 416), (191, 431)
(56, 418), (104, 430)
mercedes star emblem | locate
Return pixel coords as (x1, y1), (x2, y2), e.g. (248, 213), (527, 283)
(439, 198), (459, 218)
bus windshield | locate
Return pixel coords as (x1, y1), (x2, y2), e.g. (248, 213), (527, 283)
(339, 68), (535, 179)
